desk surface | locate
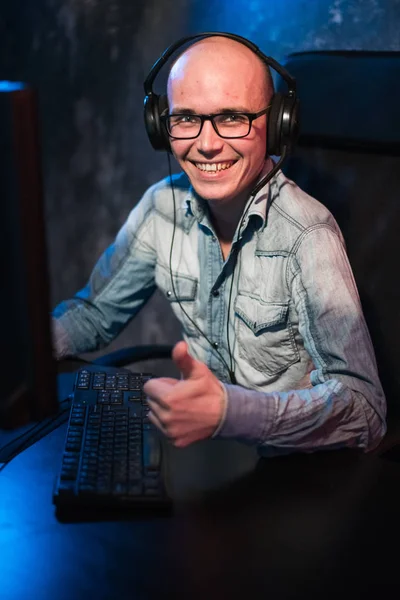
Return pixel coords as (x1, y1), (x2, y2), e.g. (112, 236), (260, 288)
(1, 371), (400, 600)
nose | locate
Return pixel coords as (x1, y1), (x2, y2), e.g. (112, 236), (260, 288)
(196, 119), (224, 155)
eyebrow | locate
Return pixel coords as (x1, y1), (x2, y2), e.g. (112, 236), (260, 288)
(170, 106), (251, 115)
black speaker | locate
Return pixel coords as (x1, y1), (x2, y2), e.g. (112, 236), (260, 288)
(143, 32), (299, 156)
(0, 83), (57, 427)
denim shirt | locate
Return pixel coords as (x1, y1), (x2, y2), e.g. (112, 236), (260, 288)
(53, 168), (386, 455)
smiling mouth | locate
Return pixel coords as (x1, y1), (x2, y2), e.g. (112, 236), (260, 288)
(192, 160), (237, 172)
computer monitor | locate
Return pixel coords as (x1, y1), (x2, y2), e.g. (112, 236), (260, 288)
(0, 82), (58, 429)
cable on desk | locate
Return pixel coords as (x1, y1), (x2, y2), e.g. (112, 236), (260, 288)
(0, 398), (71, 471)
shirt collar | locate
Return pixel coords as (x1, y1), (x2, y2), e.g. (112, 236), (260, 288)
(242, 157), (275, 230)
(183, 189), (206, 222)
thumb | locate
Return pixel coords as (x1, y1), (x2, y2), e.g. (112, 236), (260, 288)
(172, 341), (204, 381)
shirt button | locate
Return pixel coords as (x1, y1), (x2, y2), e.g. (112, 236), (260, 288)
(166, 291), (172, 297)
(212, 342), (219, 349)
(212, 290), (220, 297)
(211, 236), (217, 242)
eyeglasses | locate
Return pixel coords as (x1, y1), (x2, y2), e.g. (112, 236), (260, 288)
(160, 106), (271, 140)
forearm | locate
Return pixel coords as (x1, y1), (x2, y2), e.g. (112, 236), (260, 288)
(52, 275), (156, 358)
(51, 317), (75, 359)
(51, 192), (158, 358)
(214, 379), (386, 455)
(51, 299), (122, 359)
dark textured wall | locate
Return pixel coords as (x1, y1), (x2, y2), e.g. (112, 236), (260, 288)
(1, 0), (400, 368)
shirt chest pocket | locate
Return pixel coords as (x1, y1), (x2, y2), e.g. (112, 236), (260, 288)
(155, 265), (199, 337)
(235, 294), (299, 375)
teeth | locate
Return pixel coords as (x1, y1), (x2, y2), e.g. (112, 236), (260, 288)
(194, 161), (234, 172)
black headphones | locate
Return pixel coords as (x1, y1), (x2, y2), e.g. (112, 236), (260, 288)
(144, 31), (299, 157)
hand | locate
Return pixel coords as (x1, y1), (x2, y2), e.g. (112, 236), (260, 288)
(143, 341), (226, 448)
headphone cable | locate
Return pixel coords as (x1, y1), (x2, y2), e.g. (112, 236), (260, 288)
(167, 153), (237, 383)
(225, 148), (287, 377)
(166, 150), (287, 385)
(166, 149), (286, 384)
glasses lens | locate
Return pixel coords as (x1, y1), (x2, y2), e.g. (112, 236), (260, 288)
(214, 114), (251, 138)
(167, 115), (202, 138)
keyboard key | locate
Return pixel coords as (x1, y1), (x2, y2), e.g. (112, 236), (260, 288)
(112, 483), (127, 495)
(127, 483), (143, 496)
(66, 443), (81, 452)
(143, 429), (160, 471)
(63, 456), (79, 466)
(144, 488), (159, 496)
(57, 481), (76, 496)
(70, 418), (84, 426)
(144, 477), (159, 489)
(60, 469), (77, 481)
(128, 469), (142, 480)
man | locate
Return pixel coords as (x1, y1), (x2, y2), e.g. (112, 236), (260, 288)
(53, 35), (386, 455)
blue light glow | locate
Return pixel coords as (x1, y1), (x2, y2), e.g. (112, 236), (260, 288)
(0, 81), (25, 92)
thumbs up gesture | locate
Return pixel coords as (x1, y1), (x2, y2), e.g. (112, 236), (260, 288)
(143, 341), (226, 447)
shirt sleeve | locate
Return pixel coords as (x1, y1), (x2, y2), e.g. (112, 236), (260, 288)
(214, 225), (387, 454)
(51, 189), (157, 358)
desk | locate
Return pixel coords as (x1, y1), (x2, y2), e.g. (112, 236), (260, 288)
(1, 370), (400, 599)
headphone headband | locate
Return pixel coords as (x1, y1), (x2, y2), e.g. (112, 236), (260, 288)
(144, 32), (297, 98)
(143, 31), (300, 157)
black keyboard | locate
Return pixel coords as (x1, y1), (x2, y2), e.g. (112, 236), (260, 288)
(53, 366), (170, 513)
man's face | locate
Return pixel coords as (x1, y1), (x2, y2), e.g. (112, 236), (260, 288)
(167, 39), (271, 208)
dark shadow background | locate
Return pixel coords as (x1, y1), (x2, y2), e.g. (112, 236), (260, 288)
(1, 0), (400, 372)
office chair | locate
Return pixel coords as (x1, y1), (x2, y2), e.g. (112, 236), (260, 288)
(278, 50), (400, 453)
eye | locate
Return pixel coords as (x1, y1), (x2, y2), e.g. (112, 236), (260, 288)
(218, 113), (248, 125)
(170, 114), (198, 125)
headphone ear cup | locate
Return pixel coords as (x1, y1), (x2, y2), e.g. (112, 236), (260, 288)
(286, 97), (300, 152)
(266, 92), (284, 156)
(144, 93), (170, 151)
(157, 95), (171, 152)
(267, 92), (300, 156)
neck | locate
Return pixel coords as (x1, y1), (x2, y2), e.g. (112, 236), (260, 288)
(207, 196), (247, 243)
(207, 159), (272, 242)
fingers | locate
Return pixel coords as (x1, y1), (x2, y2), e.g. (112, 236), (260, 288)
(172, 340), (204, 381)
(143, 378), (177, 408)
(148, 377), (179, 386)
(147, 405), (170, 438)
(147, 398), (178, 442)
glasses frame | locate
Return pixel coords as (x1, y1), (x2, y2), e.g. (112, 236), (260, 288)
(160, 105), (271, 140)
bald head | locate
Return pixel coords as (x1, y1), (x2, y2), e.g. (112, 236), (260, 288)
(167, 36), (274, 108)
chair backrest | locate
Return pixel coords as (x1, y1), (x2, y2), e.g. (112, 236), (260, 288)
(278, 51), (400, 418)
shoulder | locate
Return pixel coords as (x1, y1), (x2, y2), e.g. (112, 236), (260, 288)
(260, 171), (345, 249)
(141, 172), (191, 214)
(123, 172), (192, 235)
(271, 172), (339, 229)
(255, 170), (345, 254)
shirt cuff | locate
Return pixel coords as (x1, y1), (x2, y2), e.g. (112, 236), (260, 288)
(211, 381), (228, 438)
(51, 318), (73, 360)
(212, 384), (275, 444)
